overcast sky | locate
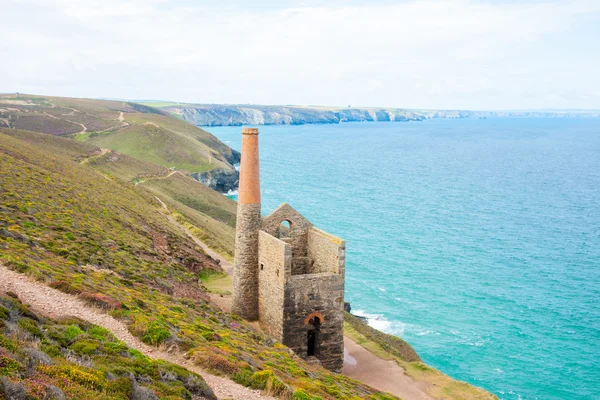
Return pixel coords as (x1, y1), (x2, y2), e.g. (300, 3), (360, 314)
(1, 0), (599, 110)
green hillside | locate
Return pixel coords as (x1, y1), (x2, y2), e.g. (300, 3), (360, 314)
(0, 94), (240, 192)
(0, 129), (398, 399)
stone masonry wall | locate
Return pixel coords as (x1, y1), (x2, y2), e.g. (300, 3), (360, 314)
(257, 230), (291, 340)
(261, 204), (312, 274)
(232, 203), (261, 320)
(307, 227), (345, 275)
(283, 273), (345, 372)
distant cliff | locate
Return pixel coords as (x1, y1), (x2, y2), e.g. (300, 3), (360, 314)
(160, 104), (600, 127)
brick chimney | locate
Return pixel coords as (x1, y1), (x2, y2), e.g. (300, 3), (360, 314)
(232, 127), (261, 320)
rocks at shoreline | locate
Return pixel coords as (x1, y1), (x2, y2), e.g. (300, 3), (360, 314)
(192, 168), (239, 194)
(344, 301), (368, 323)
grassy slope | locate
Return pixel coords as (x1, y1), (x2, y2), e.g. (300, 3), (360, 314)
(0, 130), (396, 399)
(1, 127), (237, 259)
(139, 174), (236, 259)
(0, 294), (216, 399)
(88, 123), (227, 174)
(0, 94), (239, 175)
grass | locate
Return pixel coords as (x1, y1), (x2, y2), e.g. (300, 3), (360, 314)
(0, 129), (398, 399)
(0, 93), (239, 174)
(0, 294), (216, 399)
(199, 270), (233, 295)
(140, 172), (237, 227)
(88, 122), (228, 174)
(88, 150), (170, 182)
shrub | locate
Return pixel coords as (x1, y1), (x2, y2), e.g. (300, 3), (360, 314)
(17, 318), (44, 338)
(0, 305), (10, 320)
(0, 335), (18, 352)
(88, 326), (111, 340)
(63, 325), (84, 342)
(141, 322), (171, 345)
(70, 339), (101, 355)
(79, 292), (122, 310)
(293, 390), (322, 400)
(41, 365), (106, 391)
(103, 341), (128, 355)
(106, 376), (132, 395)
(0, 355), (23, 375)
(49, 280), (82, 294)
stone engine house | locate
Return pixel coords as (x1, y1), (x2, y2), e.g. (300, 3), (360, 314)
(232, 127), (345, 372)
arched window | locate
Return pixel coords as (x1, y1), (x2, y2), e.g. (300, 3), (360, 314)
(307, 316), (321, 357)
(278, 220), (292, 239)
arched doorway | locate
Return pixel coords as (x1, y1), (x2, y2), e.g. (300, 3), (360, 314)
(307, 316), (321, 357)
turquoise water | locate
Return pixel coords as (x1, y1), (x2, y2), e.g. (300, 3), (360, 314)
(207, 119), (600, 400)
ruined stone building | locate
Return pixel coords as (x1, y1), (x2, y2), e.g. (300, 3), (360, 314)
(232, 127), (345, 372)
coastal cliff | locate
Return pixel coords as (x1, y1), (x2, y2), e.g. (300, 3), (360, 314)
(159, 104), (600, 127)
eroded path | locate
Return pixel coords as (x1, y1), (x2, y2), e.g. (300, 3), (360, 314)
(0, 264), (274, 400)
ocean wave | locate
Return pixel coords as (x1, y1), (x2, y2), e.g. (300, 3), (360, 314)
(352, 309), (392, 332)
(224, 190), (238, 196)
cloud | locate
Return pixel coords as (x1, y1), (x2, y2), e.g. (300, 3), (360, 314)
(1, 0), (599, 109)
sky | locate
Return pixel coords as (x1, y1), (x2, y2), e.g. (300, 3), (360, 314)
(1, 0), (600, 110)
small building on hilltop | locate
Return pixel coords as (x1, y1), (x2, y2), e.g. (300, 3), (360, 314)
(232, 127), (345, 372)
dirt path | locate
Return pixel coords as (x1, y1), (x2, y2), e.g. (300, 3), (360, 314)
(0, 264), (274, 400)
(43, 111), (87, 135)
(80, 148), (111, 165)
(153, 195), (234, 275)
(135, 170), (182, 186)
(343, 338), (433, 400)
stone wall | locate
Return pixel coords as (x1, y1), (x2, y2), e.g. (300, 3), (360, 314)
(261, 204), (312, 273)
(307, 227), (345, 275)
(257, 230), (291, 340)
(232, 203), (261, 320)
(283, 273), (345, 372)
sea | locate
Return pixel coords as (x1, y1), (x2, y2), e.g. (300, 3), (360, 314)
(207, 118), (600, 400)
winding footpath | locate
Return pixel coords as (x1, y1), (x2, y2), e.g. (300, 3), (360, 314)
(0, 264), (274, 400)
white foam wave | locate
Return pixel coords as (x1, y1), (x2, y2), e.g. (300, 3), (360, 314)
(224, 190), (238, 196)
(352, 309), (391, 332)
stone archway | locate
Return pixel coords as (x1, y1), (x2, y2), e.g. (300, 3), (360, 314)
(304, 312), (324, 357)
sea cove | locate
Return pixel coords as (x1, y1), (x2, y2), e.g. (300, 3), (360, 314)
(208, 118), (600, 400)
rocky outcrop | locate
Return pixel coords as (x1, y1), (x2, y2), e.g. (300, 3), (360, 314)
(192, 168), (239, 193)
(222, 148), (241, 165)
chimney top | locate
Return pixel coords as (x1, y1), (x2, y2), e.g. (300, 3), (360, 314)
(242, 127), (259, 135)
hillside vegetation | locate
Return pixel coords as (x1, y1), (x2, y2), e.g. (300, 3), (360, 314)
(0, 94), (240, 192)
(0, 294), (216, 399)
(0, 128), (397, 399)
